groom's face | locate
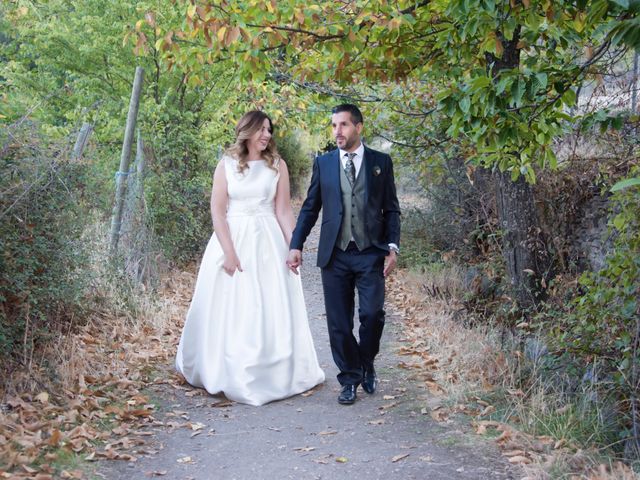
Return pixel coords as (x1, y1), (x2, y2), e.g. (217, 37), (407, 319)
(331, 111), (363, 152)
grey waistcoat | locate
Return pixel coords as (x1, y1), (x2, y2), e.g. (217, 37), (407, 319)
(337, 164), (371, 250)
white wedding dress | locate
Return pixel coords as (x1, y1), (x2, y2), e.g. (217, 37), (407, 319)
(176, 155), (325, 406)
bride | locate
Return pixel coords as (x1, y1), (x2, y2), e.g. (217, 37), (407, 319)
(175, 110), (324, 406)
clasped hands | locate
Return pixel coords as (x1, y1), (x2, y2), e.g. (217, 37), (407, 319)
(286, 249), (397, 277)
(286, 249), (303, 274)
(226, 249), (397, 276)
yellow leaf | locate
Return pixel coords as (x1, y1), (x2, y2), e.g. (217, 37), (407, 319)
(217, 26), (227, 43)
(35, 391), (49, 404)
(335, 457), (348, 463)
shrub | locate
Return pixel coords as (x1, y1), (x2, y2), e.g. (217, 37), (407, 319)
(145, 169), (212, 265)
(0, 124), (92, 370)
(275, 131), (312, 198)
(550, 166), (640, 459)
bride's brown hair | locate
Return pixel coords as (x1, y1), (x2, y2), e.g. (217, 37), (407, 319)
(226, 110), (281, 173)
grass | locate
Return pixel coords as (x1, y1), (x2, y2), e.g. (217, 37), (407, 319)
(48, 449), (92, 478)
(0, 217), (185, 479)
(392, 213), (640, 479)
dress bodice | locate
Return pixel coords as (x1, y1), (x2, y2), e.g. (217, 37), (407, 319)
(223, 156), (280, 217)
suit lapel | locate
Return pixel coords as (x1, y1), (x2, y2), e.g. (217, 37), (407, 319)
(362, 146), (374, 200)
(328, 149), (342, 201)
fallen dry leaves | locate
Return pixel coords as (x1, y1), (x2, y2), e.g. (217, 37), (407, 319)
(386, 269), (640, 480)
(391, 452), (410, 462)
(0, 268), (195, 479)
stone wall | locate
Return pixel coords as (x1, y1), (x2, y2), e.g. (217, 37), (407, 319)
(570, 194), (613, 272)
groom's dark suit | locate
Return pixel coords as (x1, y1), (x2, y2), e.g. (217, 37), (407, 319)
(291, 146), (401, 386)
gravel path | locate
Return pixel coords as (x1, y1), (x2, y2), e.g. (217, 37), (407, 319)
(97, 223), (519, 480)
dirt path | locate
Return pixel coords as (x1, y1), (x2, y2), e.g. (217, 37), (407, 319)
(97, 223), (519, 480)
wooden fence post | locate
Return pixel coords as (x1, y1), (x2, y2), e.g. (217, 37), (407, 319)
(109, 66), (144, 254)
(72, 122), (93, 159)
(136, 130), (145, 196)
(632, 51), (638, 114)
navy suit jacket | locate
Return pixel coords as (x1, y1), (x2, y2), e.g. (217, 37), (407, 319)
(291, 146), (401, 268)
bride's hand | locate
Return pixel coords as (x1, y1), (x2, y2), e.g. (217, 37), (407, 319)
(286, 249), (302, 275)
(222, 253), (243, 276)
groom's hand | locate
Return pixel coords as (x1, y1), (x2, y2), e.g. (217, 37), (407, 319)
(286, 249), (302, 275)
(383, 251), (397, 277)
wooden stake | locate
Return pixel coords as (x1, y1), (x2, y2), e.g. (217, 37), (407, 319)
(72, 122), (93, 159)
(110, 67), (144, 254)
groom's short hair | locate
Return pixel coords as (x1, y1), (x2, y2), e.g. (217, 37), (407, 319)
(332, 104), (363, 125)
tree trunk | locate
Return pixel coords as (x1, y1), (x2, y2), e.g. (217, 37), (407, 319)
(495, 170), (541, 309)
(489, 23), (547, 310)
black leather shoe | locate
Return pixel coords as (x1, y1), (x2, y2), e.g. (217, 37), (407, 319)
(338, 384), (357, 405)
(362, 366), (377, 394)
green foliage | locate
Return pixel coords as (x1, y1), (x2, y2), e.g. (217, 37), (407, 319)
(0, 125), (92, 361)
(145, 170), (213, 264)
(167, 0), (640, 183)
(397, 207), (441, 270)
(551, 166), (640, 452)
(274, 131), (312, 198)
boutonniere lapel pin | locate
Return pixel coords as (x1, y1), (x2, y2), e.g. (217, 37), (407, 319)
(373, 166), (381, 176)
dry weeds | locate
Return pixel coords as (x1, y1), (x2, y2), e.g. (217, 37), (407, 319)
(0, 260), (193, 479)
(1, 250), (638, 479)
(387, 268), (639, 480)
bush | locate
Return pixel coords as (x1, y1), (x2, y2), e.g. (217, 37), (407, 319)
(549, 166), (640, 459)
(145, 169), (212, 265)
(397, 207), (441, 270)
(0, 124), (92, 368)
(275, 131), (312, 198)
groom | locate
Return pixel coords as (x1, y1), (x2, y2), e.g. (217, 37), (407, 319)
(287, 104), (401, 405)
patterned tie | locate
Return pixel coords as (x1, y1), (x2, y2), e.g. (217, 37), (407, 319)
(344, 152), (356, 186)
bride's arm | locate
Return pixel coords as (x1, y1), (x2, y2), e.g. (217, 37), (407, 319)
(211, 161), (242, 275)
(274, 159), (296, 246)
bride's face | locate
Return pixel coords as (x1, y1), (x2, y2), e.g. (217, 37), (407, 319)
(246, 118), (272, 154)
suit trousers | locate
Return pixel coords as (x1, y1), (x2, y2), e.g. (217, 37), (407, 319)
(321, 242), (386, 386)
